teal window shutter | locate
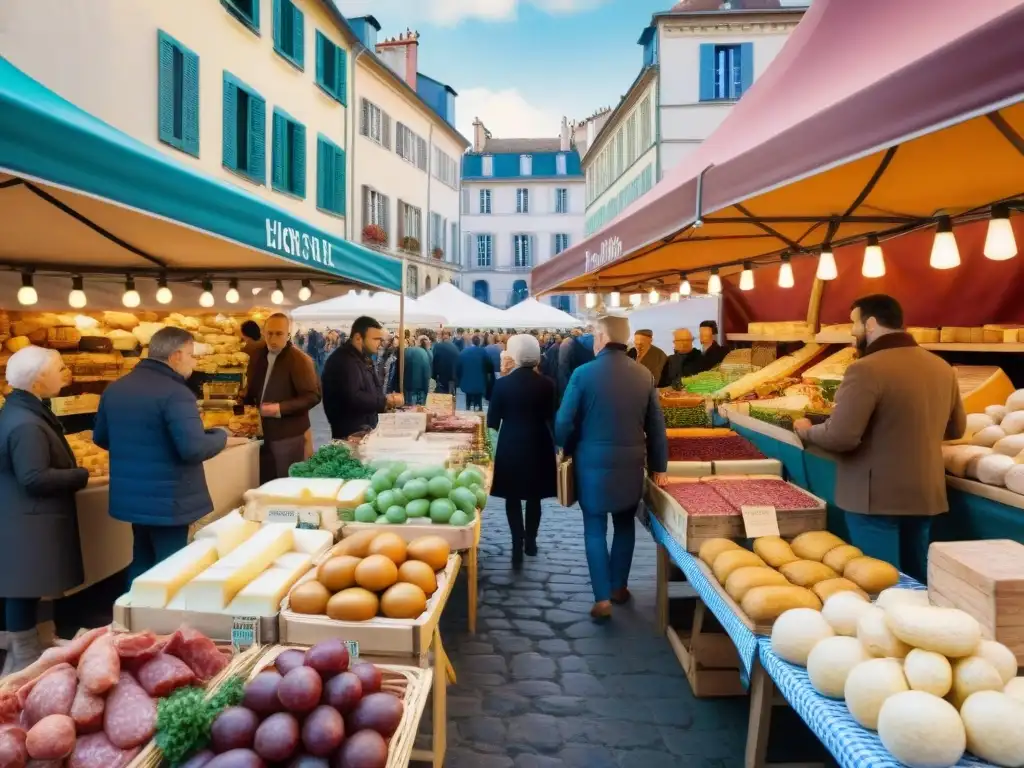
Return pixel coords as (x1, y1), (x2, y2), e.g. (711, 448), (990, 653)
(157, 33), (176, 146)
(333, 145), (346, 214)
(739, 42), (754, 95)
(272, 110), (286, 190)
(315, 31), (325, 88)
(336, 46), (347, 106)
(251, 0), (260, 29)
(272, 0), (282, 51)
(292, 4), (304, 68)
(181, 48), (200, 157)
(699, 43), (716, 101)
(293, 121), (306, 198)
(222, 75), (238, 170)
(248, 92), (266, 183)
(316, 137), (330, 209)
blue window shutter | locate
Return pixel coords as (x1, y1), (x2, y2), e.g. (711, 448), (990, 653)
(249, 93), (266, 183)
(699, 43), (716, 101)
(316, 137), (329, 209)
(315, 32), (325, 88)
(157, 33), (176, 146)
(272, 111), (285, 189)
(336, 46), (347, 106)
(181, 48), (200, 157)
(250, 0), (260, 28)
(293, 121), (306, 198)
(292, 4), (304, 67)
(333, 146), (346, 215)
(222, 77), (238, 170)
(272, 0), (282, 51)
(739, 42), (754, 95)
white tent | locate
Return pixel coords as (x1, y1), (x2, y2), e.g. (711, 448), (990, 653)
(501, 297), (580, 329)
(414, 283), (510, 328)
(290, 290), (446, 327)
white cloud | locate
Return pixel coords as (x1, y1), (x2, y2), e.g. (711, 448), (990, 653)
(333, 0), (608, 26)
(456, 87), (563, 140)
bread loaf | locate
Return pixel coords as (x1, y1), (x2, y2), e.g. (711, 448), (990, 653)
(843, 556), (900, 593)
(740, 585), (822, 622)
(753, 536), (799, 568)
(724, 566), (789, 602)
(712, 549), (766, 585)
(779, 560), (839, 588)
(790, 531), (845, 562)
(698, 538), (742, 567)
(812, 577), (868, 603)
(822, 544), (864, 573)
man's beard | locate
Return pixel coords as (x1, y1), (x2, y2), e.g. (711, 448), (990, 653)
(855, 334), (868, 355)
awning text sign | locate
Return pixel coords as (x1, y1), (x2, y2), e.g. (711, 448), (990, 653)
(266, 218), (335, 268)
(584, 236), (623, 273)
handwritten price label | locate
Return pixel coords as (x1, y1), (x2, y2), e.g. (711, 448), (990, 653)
(231, 616), (261, 651)
(741, 505), (779, 538)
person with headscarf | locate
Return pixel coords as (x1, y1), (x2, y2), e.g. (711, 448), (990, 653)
(486, 335), (557, 566)
(0, 346), (90, 672)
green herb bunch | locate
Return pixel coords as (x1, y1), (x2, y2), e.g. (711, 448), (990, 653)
(155, 675), (245, 766)
(289, 443), (372, 480)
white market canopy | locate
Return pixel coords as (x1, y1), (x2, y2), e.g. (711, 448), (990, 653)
(501, 297), (580, 329)
(290, 290), (446, 327)
(414, 282), (510, 328)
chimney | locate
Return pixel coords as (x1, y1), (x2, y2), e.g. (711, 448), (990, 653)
(375, 29), (419, 90)
(472, 117), (490, 153)
(559, 116), (570, 152)
(348, 15), (381, 49)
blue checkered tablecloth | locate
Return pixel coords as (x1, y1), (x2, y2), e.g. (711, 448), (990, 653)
(647, 513), (760, 683)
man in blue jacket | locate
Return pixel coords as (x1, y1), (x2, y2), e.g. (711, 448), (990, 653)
(456, 335), (493, 411)
(94, 327), (229, 581)
(556, 328), (595, 404)
(556, 315), (668, 622)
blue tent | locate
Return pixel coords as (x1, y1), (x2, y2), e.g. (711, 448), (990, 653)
(0, 56), (402, 292)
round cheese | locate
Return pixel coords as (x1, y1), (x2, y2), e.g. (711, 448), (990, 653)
(971, 425), (1007, 448)
(985, 404), (1008, 423)
(877, 691), (966, 768)
(959, 691), (1024, 767)
(1006, 464), (1024, 495)
(1001, 410), (1024, 435)
(806, 636), (871, 699)
(975, 639), (1019, 685)
(950, 655), (1005, 709)
(975, 453), (1016, 486)
(822, 590), (872, 637)
(903, 649), (953, 698)
(770, 608), (834, 667)
(886, 605), (982, 658)
(875, 587), (930, 611)
(844, 657), (909, 730)
(993, 434), (1024, 458)
(1005, 677), (1024, 703)
(965, 413), (996, 438)
(1007, 389), (1024, 413)
(858, 606), (912, 659)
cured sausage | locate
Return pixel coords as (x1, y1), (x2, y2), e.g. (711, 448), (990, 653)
(24, 715), (75, 761)
(78, 635), (119, 695)
(22, 666), (76, 726)
(0, 628), (108, 696)
(0, 724), (28, 768)
(68, 733), (140, 768)
(112, 632), (161, 664)
(137, 654), (195, 698)
(70, 687), (104, 735)
(172, 627), (227, 683)
(103, 673), (155, 750)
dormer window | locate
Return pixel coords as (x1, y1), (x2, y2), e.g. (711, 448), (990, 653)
(482, 155), (493, 176)
(556, 153), (567, 175)
(520, 154), (532, 176)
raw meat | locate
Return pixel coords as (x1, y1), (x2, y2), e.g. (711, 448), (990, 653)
(666, 435), (765, 462)
(68, 732), (140, 768)
(78, 635), (120, 695)
(0, 628), (108, 697)
(137, 654), (196, 697)
(708, 478), (821, 511)
(22, 666), (77, 727)
(111, 632), (161, 663)
(70, 687), (105, 735)
(0, 724), (28, 768)
(171, 627), (227, 683)
(25, 715), (75, 760)
(665, 483), (738, 517)
(103, 673), (156, 750)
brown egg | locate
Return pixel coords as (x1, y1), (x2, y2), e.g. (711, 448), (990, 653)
(289, 580), (331, 615)
(354, 554), (399, 592)
(380, 583), (427, 619)
(318, 556), (361, 592)
(367, 532), (408, 566)
(397, 560), (438, 596)
(326, 588), (380, 622)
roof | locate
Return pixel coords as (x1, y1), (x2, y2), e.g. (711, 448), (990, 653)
(417, 71), (458, 97)
(478, 137), (562, 154)
(669, 0), (781, 10)
(462, 150), (583, 180)
(581, 66), (658, 165)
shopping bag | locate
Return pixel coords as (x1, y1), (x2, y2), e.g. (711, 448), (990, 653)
(557, 453), (577, 508)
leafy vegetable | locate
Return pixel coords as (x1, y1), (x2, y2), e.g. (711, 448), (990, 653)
(289, 443), (372, 480)
(156, 675), (245, 767)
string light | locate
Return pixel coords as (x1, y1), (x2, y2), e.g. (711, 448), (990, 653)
(585, 292), (597, 309)
(862, 235), (886, 278)
(199, 278), (215, 308)
(670, 292), (680, 302)
(680, 275), (691, 296)
(739, 262), (755, 291)
(984, 203), (1017, 261)
(17, 273), (37, 306)
(629, 293), (643, 307)
(609, 291), (621, 308)
(225, 279), (240, 304)
(271, 280), (285, 305)
(816, 246), (838, 281)
(929, 216), (960, 269)
(69, 276), (87, 309)
(122, 276), (141, 308)
(648, 287), (660, 304)
(778, 255), (795, 288)
(156, 275), (173, 304)
(708, 269), (722, 295)
(298, 279), (313, 302)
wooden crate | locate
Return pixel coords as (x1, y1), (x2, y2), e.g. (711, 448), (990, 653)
(928, 539), (1024, 664)
(695, 559), (776, 636)
(666, 598), (746, 698)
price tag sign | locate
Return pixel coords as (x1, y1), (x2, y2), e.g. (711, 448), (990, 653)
(741, 505), (780, 538)
(264, 507), (325, 530)
(231, 616), (261, 651)
(343, 640), (359, 661)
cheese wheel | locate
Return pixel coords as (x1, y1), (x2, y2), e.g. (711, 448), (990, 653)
(959, 691), (1024, 767)
(975, 640), (1019, 685)
(877, 691), (966, 768)
(971, 425), (1007, 448)
(821, 590), (872, 636)
(1005, 677), (1024, 702)
(790, 531), (845, 562)
(752, 536), (798, 568)
(975, 453), (1016, 486)
(844, 657), (909, 730)
(812, 578), (868, 603)
(875, 587), (930, 611)
(949, 656), (1004, 709)
(779, 560), (839, 588)
(1001, 410), (1024, 435)
(698, 538), (742, 567)
(903, 648), (953, 697)
(992, 434), (1024, 457)
(724, 566), (790, 603)
(858, 606), (912, 659)
(771, 608), (834, 667)
(843, 557), (899, 594)
(806, 636), (871, 699)
(822, 544), (863, 574)
(711, 549), (766, 585)
(886, 605), (982, 658)
(740, 585), (821, 622)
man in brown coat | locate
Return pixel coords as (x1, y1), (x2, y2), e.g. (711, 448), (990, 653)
(795, 295), (966, 577)
(245, 313), (322, 483)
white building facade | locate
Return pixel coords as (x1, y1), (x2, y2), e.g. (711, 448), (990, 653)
(460, 118), (584, 312)
(584, 0), (806, 237)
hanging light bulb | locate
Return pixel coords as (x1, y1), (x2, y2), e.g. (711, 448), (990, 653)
(629, 293), (643, 307)
(271, 280), (285, 305)
(585, 292), (597, 309)
(298, 279), (313, 302)
(225, 279), (240, 304)
(739, 262), (755, 291)
(861, 234), (886, 278)
(68, 275), (87, 309)
(816, 246), (838, 281)
(199, 279), (215, 308)
(16, 273), (37, 306)
(670, 291), (680, 302)
(929, 216), (960, 269)
(609, 291), (621, 308)
(680, 275), (691, 296)
(252, 286), (263, 296)
(648, 287), (660, 304)
(984, 203), (1017, 261)
(708, 269), (722, 295)
(122, 276), (141, 308)
(778, 255), (795, 288)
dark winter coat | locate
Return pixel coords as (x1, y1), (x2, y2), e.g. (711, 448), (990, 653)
(93, 359), (227, 526)
(0, 390), (90, 597)
(556, 334), (595, 400)
(322, 342), (387, 439)
(432, 341), (460, 389)
(660, 349), (704, 387)
(244, 342), (321, 442)
(456, 345), (493, 396)
(403, 346), (432, 393)
(486, 367), (558, 501)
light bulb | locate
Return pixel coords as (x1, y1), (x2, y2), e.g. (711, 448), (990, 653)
(17, 274), (37, 306)
(225, 280), (240, 304)
(680, 276), (691, 296)
(252, 286), (263, 296)
(585, 292), (597, 309)
(298, 280), (313, 302)
(929, 216), (960, 269)
(629, 293), (642, 307)
(739, 263), (754, 291)
(984, 204), (1017, 261)
(862, 235), (886, 278)
(778, 257), (795, 288)
(122, 277), (141, 308)
(816, 248), (838, 281)
(69, 276), (87, 309)
(271, 281), (285, 305)
(670, 292), (680, 302)
(648, 288), (660, 304)
(199, 279), (215, 308)
(708, 271), (722, 295)
(609, 291), (621, 308)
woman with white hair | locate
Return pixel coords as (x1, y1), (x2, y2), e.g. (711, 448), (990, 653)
(486, 334), (557, 566)
(0, 345), (90, 673)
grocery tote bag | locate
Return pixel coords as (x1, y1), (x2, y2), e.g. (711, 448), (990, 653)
(557, 452), (577, 508)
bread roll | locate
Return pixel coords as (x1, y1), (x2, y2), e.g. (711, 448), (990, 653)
(741, 585), (822, 622)
(725, 566), (790, 602)
(791, 531), (846, 561)
(843, 556), (900, 594)
(712, 549), (766, 585)
(779, 560), (839, 588)
(753, 536), (799, 568)
(822, 544), (864, 574)
(812, 577), (868, 603)
(698, 538), (742, 567)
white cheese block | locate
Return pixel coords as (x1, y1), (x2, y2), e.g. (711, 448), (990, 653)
(193, 509), (259, 556)
(244, 478), (344, 505)
(225, 551), (313, 616)
(291, 528), (333, 556)
(336, 479), (372, 509)
(176, 525), (294, 612)
(128, 539), (219, 608)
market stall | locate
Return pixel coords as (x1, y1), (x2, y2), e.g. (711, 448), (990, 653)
(500, 297), (579, 329)
(412, 282), (510, 329)
(291, 290), (447, 330)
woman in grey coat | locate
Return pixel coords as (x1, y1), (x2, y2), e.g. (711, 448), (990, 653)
(0, 346), (90, 673)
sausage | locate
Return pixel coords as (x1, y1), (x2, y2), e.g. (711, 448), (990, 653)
(112, 632), (161, 664)
(173, 627), (227, 683)
(137, 654), (195, 698)
(68, 733), (140, 768)
(78, 635), (120, 696)
(70, 687), (104, 735)
(24, 715), (75, 761)
(22, 666), (77, 726)
(0, 724), (28, 768)
(1, 628), (108, 697)
(103, 673), (155, 750)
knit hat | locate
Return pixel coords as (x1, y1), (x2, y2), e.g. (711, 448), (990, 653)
(6, 345), (60, 390)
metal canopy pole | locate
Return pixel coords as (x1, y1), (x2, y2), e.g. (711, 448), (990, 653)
(398, 259), (406, 396)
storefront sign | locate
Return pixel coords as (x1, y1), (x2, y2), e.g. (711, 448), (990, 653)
(584, 236), (623, 272)
(265, 219), (335, 267)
